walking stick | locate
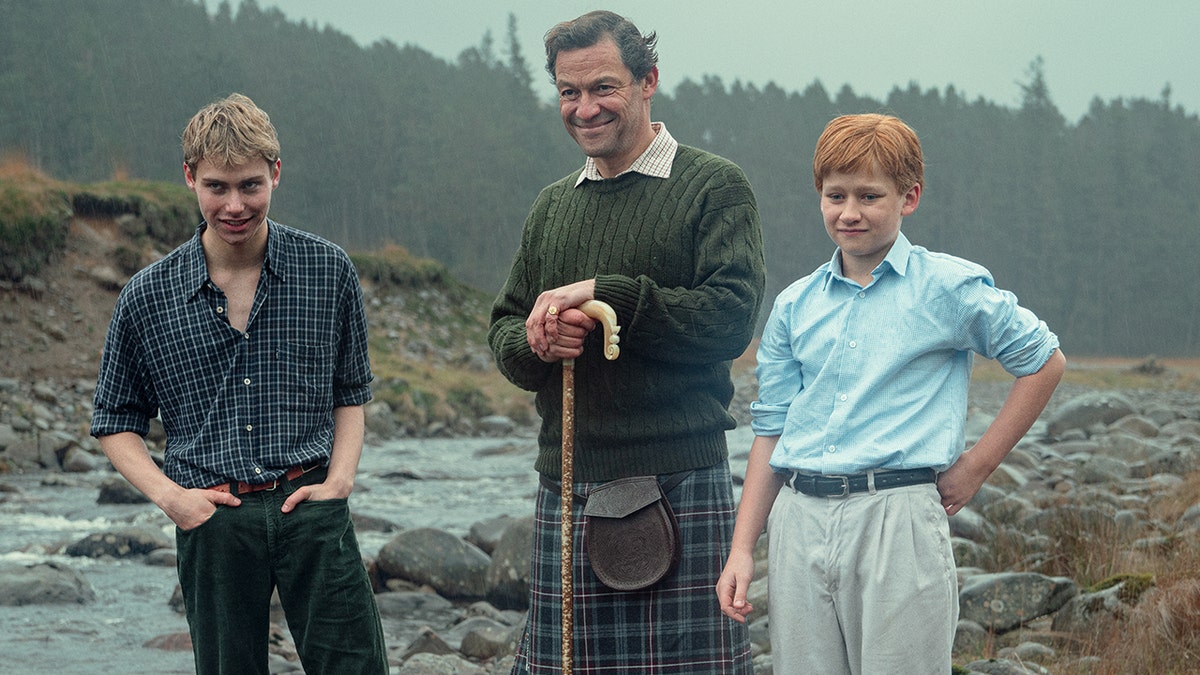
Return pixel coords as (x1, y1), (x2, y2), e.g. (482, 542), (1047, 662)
(558, 300), (620, 675)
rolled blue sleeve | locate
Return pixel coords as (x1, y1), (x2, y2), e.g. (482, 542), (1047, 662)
(750, 291), (803, 437)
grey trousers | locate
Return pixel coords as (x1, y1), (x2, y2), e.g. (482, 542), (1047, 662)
(767, 482), (957, 674)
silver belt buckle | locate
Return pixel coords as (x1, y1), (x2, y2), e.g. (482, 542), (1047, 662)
(829, 475), (850, 498)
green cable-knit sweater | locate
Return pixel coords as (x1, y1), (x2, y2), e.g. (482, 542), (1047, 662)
(488, 144), (766, 481)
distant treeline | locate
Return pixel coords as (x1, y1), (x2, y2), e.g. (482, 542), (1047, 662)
(3, 0), (1198, 356)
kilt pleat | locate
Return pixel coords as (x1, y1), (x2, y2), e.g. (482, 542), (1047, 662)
(512, 461), (752, 674)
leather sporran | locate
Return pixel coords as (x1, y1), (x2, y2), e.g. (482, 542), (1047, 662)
(583, 475), (681, 591)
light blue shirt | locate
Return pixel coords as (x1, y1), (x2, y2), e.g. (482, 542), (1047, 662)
(751, 232), (1059, 474)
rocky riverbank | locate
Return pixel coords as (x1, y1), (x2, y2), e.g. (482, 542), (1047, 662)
(4, 363), (1200, 673)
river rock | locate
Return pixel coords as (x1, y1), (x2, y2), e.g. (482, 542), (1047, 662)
(1174, 502), (1200, 533)
(1112, 414), (1160, 438)
(365, 400), (399, 439)
(1096, 431), (1163, 462)
(467, 514), (516, 555)
(979, 493), (1037, 525)
(378, 528), (491, 599)
(462, 600), (525, 627)
(62, 445), (101, 472)
(1075, 454), (1130, 484)
(0, 561), (96, 605)
(1051, 579), (1141, 634)
(0, 422), (18, 451)
(483, 516), (532, 610)
(1143, 404), (1180, 427)
(954, 619), (989, 659)
(1047, 392), (1137, 436)
(1009, 441), (1047, 469)
(1000, 641), (1057, 665)
(1163, 419), (1200, 438)
(989, 462), (1034, 490)
(397, 651), (487, 675)
(1130, 445), (1200, 478)
(477, 415), (516, 436)
(1048, 438), (1101, 458)
(964, 657), (1051, 674)
(31, 381), (59, 404)
(375, 589), (457, 622)
(2, 435), (57, 469)
(949, 506), (995, 542)
(97, 475), (150, 503)
(144, 548), (178, 567)
(65, 525), (173, 559)
(959, 572), (1078, 632)
(400, 627), (459, 663)
(952, 537), (989, 568)
(352, 511), (403, 534)
(441, 615), (515, 659)
(144, 632), (192, 651)
(1022, 503), (1115, 537)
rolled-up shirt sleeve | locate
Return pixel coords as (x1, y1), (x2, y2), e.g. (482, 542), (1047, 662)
(750, 295), (802, 437)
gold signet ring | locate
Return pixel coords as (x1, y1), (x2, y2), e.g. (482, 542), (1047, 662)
(547, 306), (558, 315)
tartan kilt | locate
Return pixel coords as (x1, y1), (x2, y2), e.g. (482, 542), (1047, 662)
(512, 461), (752, 674)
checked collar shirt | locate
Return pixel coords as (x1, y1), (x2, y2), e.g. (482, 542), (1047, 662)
(575, 122), (677, 185)
(91, 220), (373, 489)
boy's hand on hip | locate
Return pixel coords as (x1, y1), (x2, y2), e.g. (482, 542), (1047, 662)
(936, 450), (991, 516)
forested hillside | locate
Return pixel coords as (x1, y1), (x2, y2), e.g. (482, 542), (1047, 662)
(3, 0), (1199, 355)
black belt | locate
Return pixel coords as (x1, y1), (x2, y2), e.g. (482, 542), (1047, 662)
(786, 468), (937, 497)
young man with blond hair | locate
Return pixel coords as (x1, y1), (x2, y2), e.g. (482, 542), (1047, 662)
(92, 93), (387, 674)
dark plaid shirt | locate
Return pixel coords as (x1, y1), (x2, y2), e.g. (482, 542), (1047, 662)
(91, 221), (373, 489)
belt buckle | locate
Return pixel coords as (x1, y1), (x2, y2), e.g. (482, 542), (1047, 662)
(262, 478), (281, 492)
(829, 475), (850, 498)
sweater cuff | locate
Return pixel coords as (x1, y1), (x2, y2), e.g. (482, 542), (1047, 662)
(593, 274), (642, 326)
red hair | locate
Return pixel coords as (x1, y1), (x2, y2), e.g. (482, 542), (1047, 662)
(813, 114), (924, 193)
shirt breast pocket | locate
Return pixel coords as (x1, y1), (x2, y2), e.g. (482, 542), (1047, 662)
(276, 342), (335, 412)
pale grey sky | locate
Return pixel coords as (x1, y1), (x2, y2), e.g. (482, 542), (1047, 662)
(259, 1), (1198, 122)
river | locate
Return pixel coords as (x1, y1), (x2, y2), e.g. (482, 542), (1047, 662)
(0, 429), (755, 673)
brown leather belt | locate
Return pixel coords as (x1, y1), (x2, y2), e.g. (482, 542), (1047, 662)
(206, 461), (325, 495)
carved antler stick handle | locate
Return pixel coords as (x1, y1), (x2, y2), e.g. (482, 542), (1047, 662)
(576, 299), (620, 361)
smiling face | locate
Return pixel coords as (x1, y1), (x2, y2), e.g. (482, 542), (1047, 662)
(555, 37), (658, 177)
(820, 165), (921, 282)
(185, 158), (280, 254)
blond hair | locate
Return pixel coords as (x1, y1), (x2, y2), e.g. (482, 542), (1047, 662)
(182, 93), (280, 172)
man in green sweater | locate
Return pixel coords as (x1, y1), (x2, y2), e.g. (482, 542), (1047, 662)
(488, 10), (764, 674)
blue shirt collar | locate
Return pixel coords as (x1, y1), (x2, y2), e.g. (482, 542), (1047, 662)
(822, 231), (913, 290)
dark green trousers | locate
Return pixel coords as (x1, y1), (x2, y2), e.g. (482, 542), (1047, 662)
(175, 468), (387, 674)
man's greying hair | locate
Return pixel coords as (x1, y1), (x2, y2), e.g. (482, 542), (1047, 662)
(544, 10), (659, 82)
(182, 93), (280, 173)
